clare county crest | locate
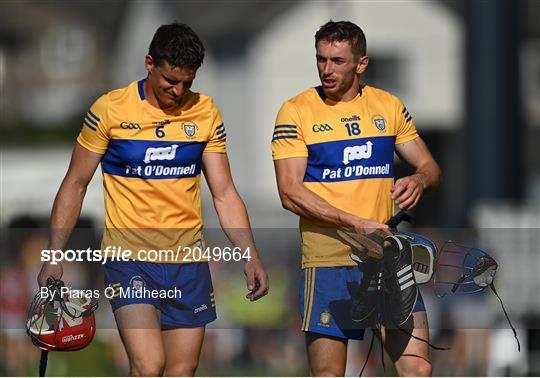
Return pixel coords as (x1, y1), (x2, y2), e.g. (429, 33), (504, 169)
(182, 121), (198, 139)
(319, 310), (331, 327)
(372, 115), (387, 133)
(130, 276), (145, 291)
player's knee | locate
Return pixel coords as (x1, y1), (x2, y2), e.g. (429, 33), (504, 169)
(413, 360), (432, 377)
(130, 357), (165, 377)
(397, 359), (432, 377)
(163, 360), (199, 377)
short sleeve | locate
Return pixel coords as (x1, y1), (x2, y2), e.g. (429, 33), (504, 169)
(271, 101), (308, 160)
(76, 94), (110, 154)
(394, 97), (419, 145)
(204, 100), (226, 153)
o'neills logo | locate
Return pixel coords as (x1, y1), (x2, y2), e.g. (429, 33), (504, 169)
(62, 333), (84, 343)
(194, 304), (208, 314)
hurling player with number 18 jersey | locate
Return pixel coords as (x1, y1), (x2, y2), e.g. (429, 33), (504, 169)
(272, 21), (441, 376)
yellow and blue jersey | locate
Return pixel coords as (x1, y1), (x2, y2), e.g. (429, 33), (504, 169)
(78, 80), (226, 262)
(272, 85), (418, 268)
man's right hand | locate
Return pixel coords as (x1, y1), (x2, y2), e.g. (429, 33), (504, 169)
(338, 218), (392, 260)
(351, 218), (391, 236)
(37, 262), (63, 287)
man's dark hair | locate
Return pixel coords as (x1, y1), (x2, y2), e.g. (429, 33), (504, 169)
(315, 20), (367, 57)
(148, 22), (205, 69)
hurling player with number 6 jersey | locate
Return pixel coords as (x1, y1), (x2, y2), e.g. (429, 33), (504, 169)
(38, 22), (268, 377)
(272, 21), (441, 376)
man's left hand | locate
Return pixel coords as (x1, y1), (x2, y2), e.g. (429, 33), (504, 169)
(391, 174), (425, 211)
(244, 256), (269, 301)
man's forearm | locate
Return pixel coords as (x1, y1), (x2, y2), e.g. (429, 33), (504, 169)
(413, 161), (442, 191)
(48, 179), (87, 251)
(280, 183), (359, 230)
(213, 192), (260, 258)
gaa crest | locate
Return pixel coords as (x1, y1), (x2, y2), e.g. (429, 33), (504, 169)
(371, 114), (387, 133)
(182, 121), (198, 139)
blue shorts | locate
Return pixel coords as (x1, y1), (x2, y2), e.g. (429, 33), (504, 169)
(103, 260), (216, 328)
(299, 266), (426, 340)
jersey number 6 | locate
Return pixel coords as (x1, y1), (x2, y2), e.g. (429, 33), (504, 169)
(155, 126), (165, 138)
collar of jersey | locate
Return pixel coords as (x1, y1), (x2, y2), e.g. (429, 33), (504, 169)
(315, 84), (368, 106)
(137, 78), (187, 117)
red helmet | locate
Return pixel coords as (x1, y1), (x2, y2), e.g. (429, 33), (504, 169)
(26, 279), (98, 351)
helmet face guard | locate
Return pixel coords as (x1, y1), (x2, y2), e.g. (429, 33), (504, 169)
(434, 241), (498, 297)
(27, 279), (98, 352)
